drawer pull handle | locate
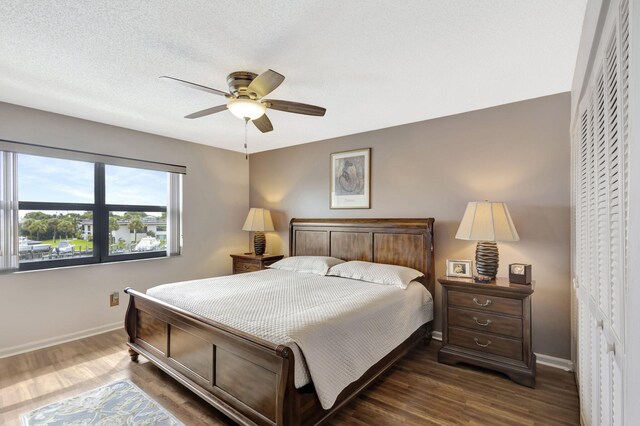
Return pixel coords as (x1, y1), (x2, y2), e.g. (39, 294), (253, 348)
(474, 337), (492, 348)
(473, 297), (492, 307)
(473, 317), (492, 327)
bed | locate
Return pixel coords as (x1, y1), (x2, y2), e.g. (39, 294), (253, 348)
(124, 218), (435, 425)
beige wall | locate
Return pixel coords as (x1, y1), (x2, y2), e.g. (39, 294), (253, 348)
(0, 93), (572, 360)
(0, 102), (249, 356)
(250, 93), (572, 359)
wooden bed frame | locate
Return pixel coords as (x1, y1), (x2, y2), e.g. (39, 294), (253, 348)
(124, 218), (435, 425)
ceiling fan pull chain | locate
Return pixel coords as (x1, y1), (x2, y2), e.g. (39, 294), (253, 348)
(244, 118), (249, 160)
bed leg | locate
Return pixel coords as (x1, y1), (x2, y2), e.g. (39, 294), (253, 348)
(124, 289), (139, 362)
(424, 322), (433, 346)
(129, 348), (139, 362)
(424, 334), (432, 346)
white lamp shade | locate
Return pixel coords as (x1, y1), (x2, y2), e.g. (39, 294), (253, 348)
(455, 201), (520, 242)
(227, 98), (266, 120)
(242, 208), (275, 232)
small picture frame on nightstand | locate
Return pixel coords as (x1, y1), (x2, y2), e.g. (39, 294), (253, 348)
(446, 259), (473, 278)
(509, 263), (532, 284)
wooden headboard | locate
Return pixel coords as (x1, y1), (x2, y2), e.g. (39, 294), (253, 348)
(289, 218), (435, 296)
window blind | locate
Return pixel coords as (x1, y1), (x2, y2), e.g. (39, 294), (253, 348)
(167, 173), (182, 256)
(0, 139), (186, 175)
(0, 152), (19, 272)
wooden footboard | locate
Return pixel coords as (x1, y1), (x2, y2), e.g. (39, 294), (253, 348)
(125, 288), (431, 426)
(125, 288), (296, 426)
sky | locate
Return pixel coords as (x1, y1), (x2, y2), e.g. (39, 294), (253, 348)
(18, 154), (168, 205)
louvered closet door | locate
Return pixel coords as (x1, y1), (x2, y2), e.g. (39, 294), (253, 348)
(578, 299), (590, 415)
(576, 108), (591, 421)
(604, 15), (626, 425)
(572, 0), (629, 424)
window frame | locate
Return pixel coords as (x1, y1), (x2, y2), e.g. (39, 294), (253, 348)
(18, 162), (169, 271)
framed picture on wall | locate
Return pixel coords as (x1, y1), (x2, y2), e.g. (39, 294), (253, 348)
(330, 148), (371, 209)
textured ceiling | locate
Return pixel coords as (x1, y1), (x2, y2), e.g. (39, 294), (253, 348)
(0, 1), (586, 153)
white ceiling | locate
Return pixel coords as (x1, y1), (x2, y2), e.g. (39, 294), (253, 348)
(0, 1), (586, 153)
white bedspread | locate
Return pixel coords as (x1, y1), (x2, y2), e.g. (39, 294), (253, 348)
(146, 269), (433, 409)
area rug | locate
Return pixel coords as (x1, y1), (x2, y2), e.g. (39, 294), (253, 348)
(21, 379), (184, 426)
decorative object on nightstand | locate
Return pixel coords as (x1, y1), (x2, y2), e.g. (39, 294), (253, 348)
(437, 275), (536, 387)
(455, 201), (519, 279)
(242, 208), (275, 256)
(230, 253), (283, 274)
(509, 263), (532, 284)
(473, 275), (492, 284)
(446, 259), (473, 278)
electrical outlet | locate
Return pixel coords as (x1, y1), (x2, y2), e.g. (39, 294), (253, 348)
(110, 291), (119, 307)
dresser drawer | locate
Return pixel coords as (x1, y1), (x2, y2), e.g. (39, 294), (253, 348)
(448, 327), (522, 361)
(448, 307), (522, 338)
(234, 261), (260, 274)
(448, 290), (522, 316)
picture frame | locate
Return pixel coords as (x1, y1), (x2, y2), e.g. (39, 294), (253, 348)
(330, 148), (371, 209)
(509, 263), (532, 284)
(446, 259), (473, 278)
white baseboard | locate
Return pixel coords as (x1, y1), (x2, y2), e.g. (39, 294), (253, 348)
(430, 330), (573, 371)
(0, 322), (123, 359)
(535, 353), (574, 371)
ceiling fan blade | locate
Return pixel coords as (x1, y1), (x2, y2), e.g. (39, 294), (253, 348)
(247, 69), (285, 98)
(184, 105), (228, 119)
(265, 99), (326, 116)
(160, 76), (230, 97)
(252, 114), (274, 133)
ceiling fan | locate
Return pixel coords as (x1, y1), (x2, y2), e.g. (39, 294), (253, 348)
(160, 69), (326, 133)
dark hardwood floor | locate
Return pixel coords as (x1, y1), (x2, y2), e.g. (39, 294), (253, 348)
(0, 329), (579, 425)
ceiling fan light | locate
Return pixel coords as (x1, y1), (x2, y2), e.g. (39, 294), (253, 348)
(227, 98), (266, 120)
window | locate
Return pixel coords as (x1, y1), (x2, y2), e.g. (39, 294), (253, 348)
(17, 155), (96, 268)
(104, 165), (169, 261)
(107, 211), (167, 257)
(0, 141), (184, 272)
(19, 210), (95, 265)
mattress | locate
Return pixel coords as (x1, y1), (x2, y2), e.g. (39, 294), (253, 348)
(146, 268), (433, 409)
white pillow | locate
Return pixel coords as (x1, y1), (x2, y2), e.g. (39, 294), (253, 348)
(327, 261), (424, 289)
(268, 256), (345, 275)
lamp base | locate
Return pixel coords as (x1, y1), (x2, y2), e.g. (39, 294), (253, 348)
(476, 241), (499, 279)
(254, 232), (266, 256)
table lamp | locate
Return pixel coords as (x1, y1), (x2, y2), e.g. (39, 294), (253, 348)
(242, 208), (275, 256)
(455, 201), (519, 279)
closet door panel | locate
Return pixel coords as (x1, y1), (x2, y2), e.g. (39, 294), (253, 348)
(572, 0), (630, 424)
(590, 316), (600, 424)
(599, 327), (612, 426)
(604, 25), (625, 343)
(612, 351), (624, 425)
(594, 68), (611, 319)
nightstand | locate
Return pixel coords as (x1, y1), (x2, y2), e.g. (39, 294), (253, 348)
(437, 276), (536, 387)
(230, 253), (283, 274)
